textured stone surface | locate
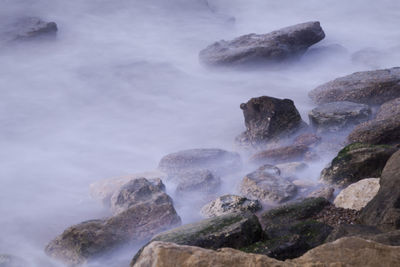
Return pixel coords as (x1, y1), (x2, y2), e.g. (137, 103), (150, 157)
(334, 178), (380, 211)
(200, 195), (261, 218)
(309, 67), (400, 105)
(173, 169), (221, 194)
(307, 186), (335, 201)
(249, 145), (309, 164)
(199, 21), (324, 67)
(1, 17), (57, 42)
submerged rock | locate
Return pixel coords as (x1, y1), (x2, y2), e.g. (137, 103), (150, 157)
(308, 101), (371, 133)
(199, 21), (325, 67)
(320, 143), (397, 187)
(309, 67), (400, 105)
(174, 169), (221, 194)
(275, 162), (308, 177)
(236, 96), (307, 147)
(1, 17), (57, 42)
(200, 194), (261, 217)
(249, 144), (309, 165)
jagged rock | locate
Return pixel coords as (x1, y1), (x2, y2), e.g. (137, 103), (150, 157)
(360, 150), (400, 231)
(1, 17), (57, 42)
(200, 195), (261, 217)
(46, 179), (181, 265)
(174, 169), (221, 194)
(0, 254), (26, 267)
(348, 97), (400, 145)
(275, 162), (308, 177)
(320, 143), (397, 187)
(239, 165), (297, 204)
(199, 21), (324, 67)
(308, 101), (371, 133)
(236, 96), (307, 147)
(309, 67), (400, 105)
(249, 144), (309, 165)
(334, 178), (380, 211)
(158, 148), (241, 176)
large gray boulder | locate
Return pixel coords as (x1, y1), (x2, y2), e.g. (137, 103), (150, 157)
(309, 67), (400, 105)
(199, 21), (325, 67)
(348, 97), (400, 145)
(236, 96), (307, 147)
(308, 101), (371, 133)
(1, 17), (57, 42)
(174, 169), (221, 195)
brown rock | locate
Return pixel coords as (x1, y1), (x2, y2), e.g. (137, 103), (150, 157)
(249, 144), (309, 164)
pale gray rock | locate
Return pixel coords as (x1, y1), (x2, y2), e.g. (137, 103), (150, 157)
(200, 194), (261, 217)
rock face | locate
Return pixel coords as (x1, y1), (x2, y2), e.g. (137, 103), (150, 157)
(236, 96), (306, 147)
(348, 97), (400, 145)
(158, 148), (241, 176)
(46, 179), (181, 265)
(240, 165), (297, 204)
(320, 143), (397, 187)
(309, 67), (400, 105)
(360, 150), (400, 231)
(199, 21), (325, 67)
(334, 178), (380, 211)
(1, 17), (57, 42)
(249, 144), (309, 164)
(173, 169), (221, 194)
(200, 195), (261, 218)
(308, 101), (371, 133)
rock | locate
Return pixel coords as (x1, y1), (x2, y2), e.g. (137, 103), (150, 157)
(200, 195), (261, 217)
(1, 17), (57, 42)
(249, 144), (309, 165)
(151, 212), (262, 249)
(239, 165), (297, 204)
(348, 97), (400, 145)
(172, 169), (221, 195)
(312, 204), (360, 227)
(199, 21), (325, 67)
(46, 178), (181, 265)
(366, 230), (400, 246)
(158, 148), (241, 176)
(308, 101), (371, 133)
(0, 254), (26, 267)
(309, 67), (400, 105)
(359, 150), (400, 231)
(89, 171), (167, 206)
(325, 224), (382, 243)
(293, 133), (321, 147)
(307, 186), (335, 201)
(236, 96), (307, 147)
(320, 143), (397, 187)
(334, 178), (380, 211)
(275, 162), (308, 177)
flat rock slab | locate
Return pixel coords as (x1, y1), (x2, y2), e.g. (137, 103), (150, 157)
(199, 21), (324, 67)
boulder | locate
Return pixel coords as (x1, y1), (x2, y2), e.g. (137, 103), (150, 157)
(1, 17), (57, 42)
(172, 169), (221, 195)
(236, 96), (307, 147)
(359, 149), (400, 231)
(308, 101), (371, 133)
(199, 21), (324, 67)
(312, 204), (360, 227)
(309, 67), (400, 105)
(293, 133), (321, 147)
(158, 148), (241, 176)
(320, 143), (397, 187)
(275, 162), (308, 177)
(325, 224), (382, 243)
(348, 97), (400, 145)
(334, 178), (380, 211)
(200, 195), (261, 218)
(46, 179), (181, 265)
(239, 165), (297, 204)
(307, 186), (334, 201)
(249, 144), (309, 165)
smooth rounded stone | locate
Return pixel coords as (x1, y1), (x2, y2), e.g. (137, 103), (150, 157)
(200, 194), (261, 218)
(309, 101), (371, 133)
(360, 150), (400, 231)
(0, 17), (57, 42)
(239, 165), (297, 204)
(199, 21), (325, 67)
(307, 186), (335, 201)
(46, 179), (181, 265)
(158, 148), (241, 176)
(348, 97), (400, 145)
(0, 254), (26, 267)
(320, 143), (397, 188)
(249, 144), (309, 165)
(174, 169), (221, 194)
(89, 171), (167, 206)
(334, 178), (380, 211)
(236, 96), (307, 147)
(309, 67), (400, 105)
(275, 162), (308, 177)
(110, 177), (167, 215)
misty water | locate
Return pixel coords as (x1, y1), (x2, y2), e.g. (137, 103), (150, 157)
(1, 0), (400, 266)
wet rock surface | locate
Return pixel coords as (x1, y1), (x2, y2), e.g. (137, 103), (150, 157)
(236, 96), (307, 147)
(1, 17), (57, 42)
(199, 21), (325, 67)
(275, 162), (308, 177)
(320, 143), (397, 187)
(201, 194), (261, 218)
(308, 101), (371, 133)
(309, 67), (400, 105)
(172, 169), (221, 195)
(249, 144), (309, 165)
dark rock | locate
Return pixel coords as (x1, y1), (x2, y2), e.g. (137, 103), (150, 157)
(45, 179), (181, 265)
(312, 204), (360, 227)
(348, 97), (400, 145)
(199, 21), (324, 67)
(366, 230), (400, 246)
(239, 165), (297, 204)
(308, 67), (400, 105)
(249, 144), (309, 164)
(236, 96), (307, 147)
(174, 169), (221, 194)
(1, 17), (57, 42)
(308, 101), (371, 133)
(158, 148), (241, 176)
(325, 224), (382, 243)
(359, 150), (400, 231)
(320, 143), (397, 188)
(201, 194), (261, 217)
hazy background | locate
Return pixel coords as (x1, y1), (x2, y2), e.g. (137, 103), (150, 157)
(1, 0), (400, 266)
